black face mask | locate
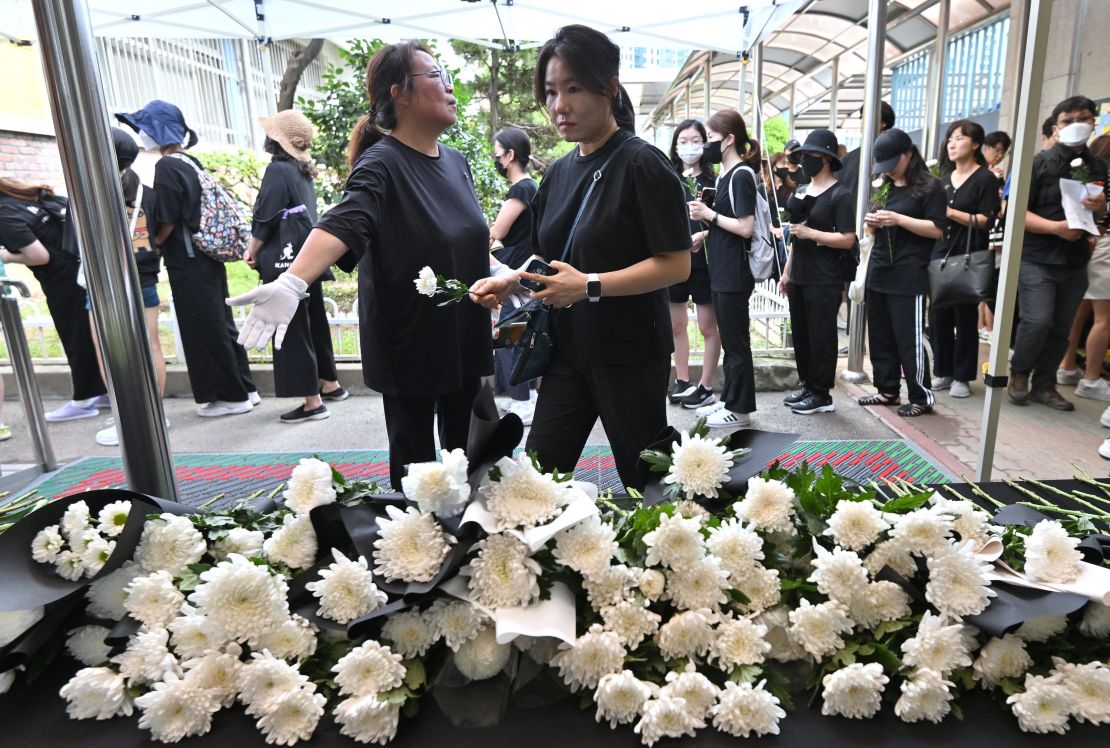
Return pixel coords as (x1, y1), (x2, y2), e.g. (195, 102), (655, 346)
(774, 167), (791, 182)
(494, 157), (508, 178)
(702, 139), (724, 164)
(800, 154), (825, 178)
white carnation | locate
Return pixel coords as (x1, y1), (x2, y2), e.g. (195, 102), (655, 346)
(168, 606), (227, 660)
(414, 265), (438, 296)
(660, 665), (719, 722)
(1024, 520), (1082, 583)
(895, 668), (954, 723)
(428, 599), (489, 651)
(65, 625), (112, 666)
(601, 600), (661, 649)
(890, 506), (954, 557)
(134, 514), (206, 575)
(664, 431), (735, 500)
(96, 500), (132, 538)
(925, 540), (995, 618)
(135, 672), (219, 743)
(864, 538), (917, 578)
(634, 696), (699, 746)
(305, 549), (386, 625)
(0, 607), (43, 648)
(825, 500), (889, 551)
(595, 670), (656, 728)
(466, 533), (541, 609)
(900, 612), (971, 674)
(31, 524), (65, 563)
(712, 680), (785, 737)
(734, 477), (795, 533)
(666, 556), (730, 611)
(372, 505), (454, 583)
(788, 599), (854, 659)
(809, 545), (868, 604)
(848, 581), (911, 629)
(61, 500), (92, 541)
(755, 606), (807, 662)
(1015, 614), (1068, 643)
(210, 528), (265, 561)
(655, 609), (717, 660)
(553, 516), (618, 577)
(263, 514), (318, 570)
(480, 456), (572, 530)
(710, 615), (770, 669)
(257, 616), (318, 662)
(82, 534), (116, 576)
(86, 561), (144, 620)
(189, 554), (290, 644)
(60, 666), (134, 720)
(932, 497), (995, 543)
(380, 608), (438, 658)
(125, 570), (186, 629)
(1006, 673), (1070, 734)
(1053, 658), (1110, 725)
(454, 623), (512, 681)
(1080, 602), (1110, 639)
(643, 512), (706, 570)
(706, 519), (764, 579)
(821, 662), (889, 719)
(551, 623), (626, 691)
(282, 457), (337, 516)
(732, 564), (782, 614)
(54, 549), (86, 581)
(333, 640), (406, 697)
(237, 651), (310, 716)
(637, 569), (666, 601)
(973, 634), (1032, 685)
(256, 684), (326, 746)
(583, 564), (640, 610)
(334, 694), (401, 745)
(181, 645), (242, 708)
(112, 627), (180, 686)
(401, 448), (471, 517)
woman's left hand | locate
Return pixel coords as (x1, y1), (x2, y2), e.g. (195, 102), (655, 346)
(469, 274), (517, 309)
(688, 200), (714, 223)
(867, 210), (901, 228)
(525, 260), (588, 308)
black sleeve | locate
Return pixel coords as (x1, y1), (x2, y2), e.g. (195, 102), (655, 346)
(727, 166), (758, 219)
(315, 159), (386, 258)
(505, 180), (533, 205)
(0, 204), (38, 252)
(153, 158), (186, 231)
(631, 148), (694, 254)
(923, 181), (947, 229)
(530, 176), (550, 260)
(979, 170), (1001, 224)
(832, 187), (857, 234)
(1026, 152), (1046, 213)
(251, 164), (291, 242)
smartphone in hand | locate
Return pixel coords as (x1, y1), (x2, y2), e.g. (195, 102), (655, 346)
(518, 257), (557, 292)
(699, 186), (717, 205)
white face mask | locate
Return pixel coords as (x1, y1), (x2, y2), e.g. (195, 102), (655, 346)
(138, 131), (161, 152)
(676, 144), (703, 165)
(1058, 121), (1093, 147)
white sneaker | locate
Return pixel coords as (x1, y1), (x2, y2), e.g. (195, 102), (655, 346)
(1101, 405), (1110, 428)
(1057, 367), (1083, 386)
(507, 400), (535, 426)
(695, 400), (727, 417)
(931, 376), (953, 390)
(96, 416), (172, 446)
(197, 400), (252, 417)
(705, 409), (751, 428)
(248, 391), (262, 406)
(1075, 378), (1110, 402)
(949, 381), (971, 398)
(1100, 437), (1110, 460)
(978, 328), (991, 341)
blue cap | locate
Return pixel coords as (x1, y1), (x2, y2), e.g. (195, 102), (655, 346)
(115, 100), (198, 149)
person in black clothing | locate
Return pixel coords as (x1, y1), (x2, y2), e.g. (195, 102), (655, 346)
(839, 102), (896, 208)
(245, 110), (344, 424)
(488, 126), (540, 424)
(231, 42), (495, 490)
(687, 109), (762, 429)
(116, 100), (257, 418)
(0, 177), (108, 421)
(857, 128), (945, 417)
(768, 151), (796, 213)
(470, 25), (691, 490)
(930, 120), (1000, 400)
(667, 118), (720, 410)
(778, 129), (857, 415)
(1009, 95), (1109, 410)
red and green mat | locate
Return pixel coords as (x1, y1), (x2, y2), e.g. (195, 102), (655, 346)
(21, 439), (947, 503)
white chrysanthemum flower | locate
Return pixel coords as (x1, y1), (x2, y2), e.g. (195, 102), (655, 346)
(674, 500), (711, 522)
(655, 609), (717, 660)
(68, 527), (92, 558)
(372, 505), (454, 583)
(282, 457), (337, 516)
(334, 694), (401, 745)
(134, 514), (206, 575)
(237, 652), (310, 717)
(85, 561), (143, 621)
(112, 627), (181, 686)
(257, 616), (318, 662)
(428, 599), (489, 651)
(81, 534), (116, 576)
(732, 564), (782, 615)
(890, 506), (954, 557)
(305, 549), (386, 625)
(181, 644), (243, 708)
(1007, 673), (1071, 734)
(595, 670), (657, 728)
(31, 524), (65, 563)
(755, 606), (807, 662)
(168, 606), (226, 660)
(454, 623), (512, 681)
(895, 668), (954, 723)
(666, 556), (731, 611)
(863, 538), (917, 578)
(710, 615), (770, 670)
(256, 684), (326, 746)
(821, 662), (889, 719)
(66, 625), (112, 666)
(480, 456), (572, 530)
(60, 667), (134, 720)
(553, 516), (619, 578)
(925, 540), (995, 618)
(190, 553), (290, 644)
(734, 477), (795, 533)
(900, 612), (971, 674)
(135, 672), (219, 743)
(637, 568), (666, 601)
(414, 265), (438, 296)
(706, 519), (764, 579)
(1015, 614), (1068, 643)
(380, 609), (438, 659)
(95, 501), (131, 538)
(124, 570), (185, 629)
(263, 514), (318, 570)
(583, 564), (640, 610)
(466, 533), (541, 609)
(848, 581), (911, 629)
(210, 528), (265, 561)
(1053, 658), (1110, 725)
(0, 607), (44, 648)
(712, 680), (785, 737)
(1080, 602), (1110, 639)
(61, 500), (92, 541)
(601, 600), (661, 649)
(664, 431), (735, 500)
(788, 599), (854, 659)
(401, 448), (470, 517)
(809, 545), (868, 605)
(55, 549), (87, 581)
(333, 640), (405, 697)
(634, 696), (699, 746)
(551, 623), (626, 691)
(932, 497), (995, 543)
(973, 634), (1032, 685)
(1024, 520), (1082, 584)
(661, 664), (719, 722)
(825, 500), (889, 551)
(643, 512), (706, 570)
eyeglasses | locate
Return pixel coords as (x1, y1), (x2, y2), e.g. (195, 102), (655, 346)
(408, 68), (453, 90)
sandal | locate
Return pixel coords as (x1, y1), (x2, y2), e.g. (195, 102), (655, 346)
(897, 402), (932, 418)
(857, 393), (901, 406)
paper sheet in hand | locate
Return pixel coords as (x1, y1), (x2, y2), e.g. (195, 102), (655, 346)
(1059, 178), (1100, 235)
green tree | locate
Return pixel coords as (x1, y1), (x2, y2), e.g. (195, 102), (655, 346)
(761, 115), (789, 157)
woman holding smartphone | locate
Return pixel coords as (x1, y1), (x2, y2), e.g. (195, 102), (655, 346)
(471, 25), (691, 490)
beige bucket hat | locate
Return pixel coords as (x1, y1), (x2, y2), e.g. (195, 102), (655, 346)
(258, 109), (315, 162)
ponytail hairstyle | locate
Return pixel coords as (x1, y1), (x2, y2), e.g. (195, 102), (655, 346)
(347, 41), (431, 170)
(534, 25), (636, 132)
(0, 176), (54, 202)
(705, 109), (762, 169)
(494, 126), (534, 172)
(938, 118), (987, 174)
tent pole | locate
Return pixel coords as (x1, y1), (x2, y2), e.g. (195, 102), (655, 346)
(30, 0), (178, 500)
(256, 0), (277, 115)
(703, 55), (712, 119)
(752, 42), (764, 146)
(828, 56), (839, 131)
(976, 0), (1053, 481)
(923, 0), (950, 159)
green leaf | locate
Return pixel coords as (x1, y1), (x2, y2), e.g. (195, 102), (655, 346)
(881, 492), (934, 513)
(762, 667), (796, 712)
(866, 642), (902, 674)
(728, 664), (763, 685)
(403, 658), (426, 690)
(639, 450), (673, 474)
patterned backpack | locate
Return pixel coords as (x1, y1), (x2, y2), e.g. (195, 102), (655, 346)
(169, 153), (250, 263)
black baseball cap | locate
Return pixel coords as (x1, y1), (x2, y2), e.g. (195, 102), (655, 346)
(871, 128), (913, 174)
(783, 139), (801, 153)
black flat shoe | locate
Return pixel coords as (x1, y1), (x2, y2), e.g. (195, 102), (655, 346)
(280, 404), (330, 423)
(320, 386), (349, 402)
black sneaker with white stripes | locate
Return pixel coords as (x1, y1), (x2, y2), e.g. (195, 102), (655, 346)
(783, 389), (809, 407)
(669, 379), (696, 404)
(791, 393), (836, 415)
(681, 385), (715, 409)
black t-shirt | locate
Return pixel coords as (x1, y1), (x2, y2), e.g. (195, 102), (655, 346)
(839, 147), (862, 209)
(866, 178), (946, 296)
(0, 194), (77, 287)
(681, 170), (715, 271)
(533, 130), (691, 364)
(492, 177), (538, 270)
(1023, 142), (1109, 268)
(933, 165), (1001, 260)
(122, 174), (161, 289)
(705, 163), (757, 293)
(315, 136), (491, 397)
(152, 153), (204, 270)
(789, 182), (856, 287)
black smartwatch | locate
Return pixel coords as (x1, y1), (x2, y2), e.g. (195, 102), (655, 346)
(711, 212), (720, 226)
(587, 273), (601, 302)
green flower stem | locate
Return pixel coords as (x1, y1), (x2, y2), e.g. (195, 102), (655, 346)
(598, 498), (630, 517)
(963, 480), (1005, 509)
(1073, 475), (1110, 506)
(198, 493), (226, 510)
(1017, 478), (1110, 520)
(0, 490), (38, 512)
(1017, 501), (1088, 518)
(268, 483), (285, 499)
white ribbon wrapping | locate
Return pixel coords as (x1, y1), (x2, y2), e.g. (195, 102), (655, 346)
(461, 480), (599, 552)
(441, 576), (578, 645)
(972, 536), (1110, 606)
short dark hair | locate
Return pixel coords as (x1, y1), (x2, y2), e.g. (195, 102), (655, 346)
(880, 102), (896, 130)
(1051, 95), (1097, 124)
(1042, 116), (1056, 139)
(668, 119), (715, 176)
(534, 25), (635, 131)
(938, 119), (987, 172)
(984, 130), (1012, 152)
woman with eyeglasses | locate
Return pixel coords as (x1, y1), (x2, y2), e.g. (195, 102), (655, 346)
(230, 42), (494, 490)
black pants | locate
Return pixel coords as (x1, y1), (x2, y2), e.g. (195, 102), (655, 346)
(930, 301), (979, 382)
(167, 257), (255, 404)
(712, 286), (757, 414)
(381, 377), (481, 491)
(866, 289), (934, 407)
(41, 260), (106, 401)
(1011, 261), (1088, 391)
(526, 350), (669, 491)
(274, 283), (338, 397)
(787, 283), (841, 399)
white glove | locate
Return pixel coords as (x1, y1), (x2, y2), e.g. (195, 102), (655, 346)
(226, 272), (309, 351)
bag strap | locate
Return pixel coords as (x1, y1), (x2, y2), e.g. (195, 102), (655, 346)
(128, 183), (143, 238)
(559, 136), (633, 263)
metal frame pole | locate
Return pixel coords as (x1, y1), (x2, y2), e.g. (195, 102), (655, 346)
(923, 0), (951, 159)
(752, 42), (764, 145)
(841, 0), (889, 384)
(829, 56), (839, 131)
(30, 0), (178, 500)
(0, 281), (56, 473)
(976, 0), (1053, 481)
(256, 0), (278, 116)
(789, 83), (796, 138)
(703, 55), (712, 119)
